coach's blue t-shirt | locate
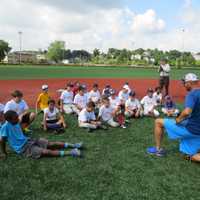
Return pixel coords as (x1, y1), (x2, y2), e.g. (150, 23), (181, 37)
(0, 121), (28, 153)
(184, 89), (200, 135)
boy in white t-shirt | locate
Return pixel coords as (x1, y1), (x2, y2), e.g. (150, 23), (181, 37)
(4, 90), (36, 132)
(74, 86), (88, 114)
(125, 91), (143, 118)
(153, 86), (163, 105)
(88, 83), (101, 105)
(109, 89), (120, 109)
(118, 85), (130, 103)
(60, 83), (79, 114)
(98, 97), (119, 127)
(141, 88), (159, 117)
(78, 102), (102, 131)
(43, 99), (67, 133)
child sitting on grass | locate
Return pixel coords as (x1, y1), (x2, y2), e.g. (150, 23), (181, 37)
(36, 85), (51, 114)
(98, 97), (119, 128)
(141, 88), (160, 118)
(153, 86), (163, 105)
(161, 95), (180, 117)
(78, 101), (103, 132)
(43, 100), (67, 133)
(125, 91), (143, 118)
(0, 110), (82, 159)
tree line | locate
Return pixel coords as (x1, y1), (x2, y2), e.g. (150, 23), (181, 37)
(0, 39), (199, 67)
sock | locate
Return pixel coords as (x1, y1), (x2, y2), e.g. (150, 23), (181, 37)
(60, 150), (65, 157)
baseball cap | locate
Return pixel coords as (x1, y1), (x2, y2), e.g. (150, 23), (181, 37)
(42, 84), (48, 90)
(123, 85), (129, 90)
(182, 73), (199, 83)
(129, 91), (136, 96)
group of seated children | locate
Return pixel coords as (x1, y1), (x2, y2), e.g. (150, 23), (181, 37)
(1, 82), (180, 134)
(0, 82), (180, 159)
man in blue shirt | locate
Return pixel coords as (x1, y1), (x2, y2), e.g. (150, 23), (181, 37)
(147, 73), (200, 162)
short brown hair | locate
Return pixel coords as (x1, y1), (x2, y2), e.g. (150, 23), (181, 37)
(87, 101), (95, 108)
(11, 90), (23, 98)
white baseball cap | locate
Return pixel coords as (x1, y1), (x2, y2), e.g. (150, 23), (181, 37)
(182, 73), (199, 83)
(42, 84), (48, 90)
(123, 85), (129, 90)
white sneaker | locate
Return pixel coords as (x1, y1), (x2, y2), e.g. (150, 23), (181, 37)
(120, 125), (126, 129)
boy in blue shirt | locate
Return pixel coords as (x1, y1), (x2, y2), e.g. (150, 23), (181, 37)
(0, 110), (83, 159)
(161, 95), (180, 117)
(147, 73), (200, 162)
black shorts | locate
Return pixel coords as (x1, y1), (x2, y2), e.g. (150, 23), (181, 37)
(21, 112), (31, 124)
(159, 76), (169, 87)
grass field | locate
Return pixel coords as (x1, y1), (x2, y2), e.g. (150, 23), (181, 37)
(0, 65), (200, 80)
(1, 111), (200, 200)
(1, 65), (200, 200)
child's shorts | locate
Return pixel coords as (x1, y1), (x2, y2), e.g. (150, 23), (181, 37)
(21, 138), (49, 159)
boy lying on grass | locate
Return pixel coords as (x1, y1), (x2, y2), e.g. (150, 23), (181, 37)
(0, 110), (83, 159)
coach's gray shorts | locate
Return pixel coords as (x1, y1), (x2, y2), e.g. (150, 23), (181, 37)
(21, 138), (48, 159)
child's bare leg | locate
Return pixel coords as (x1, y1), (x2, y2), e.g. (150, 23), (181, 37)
(154, 118), (164, 149)
(41, 149), (72, 157)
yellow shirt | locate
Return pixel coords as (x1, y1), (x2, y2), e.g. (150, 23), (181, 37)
(37, 92), (50, 110)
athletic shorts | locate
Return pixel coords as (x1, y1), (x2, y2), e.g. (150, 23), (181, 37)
(164, 119), (200, 156)
(21, 138), (48, 159)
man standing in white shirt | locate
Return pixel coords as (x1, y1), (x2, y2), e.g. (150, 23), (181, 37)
(4, 90), (36, 132)
(158, 59), (171, 96)
(60, 83), (79, 114)
(141, 88), (159, 117)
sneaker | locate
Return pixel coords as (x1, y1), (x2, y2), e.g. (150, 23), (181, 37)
(74, 142), (83, 149)
(70, 148), (81, 158)
(120, 125), (126, 129)
(147, 147), (166, 157)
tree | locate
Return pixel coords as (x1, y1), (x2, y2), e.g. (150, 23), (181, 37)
(0, 40), (11, 62)
(47, 41), (65, 63)
(93, 48), (100, 57)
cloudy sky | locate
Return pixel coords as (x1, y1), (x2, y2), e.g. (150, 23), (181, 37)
(0, 0), (200, 52)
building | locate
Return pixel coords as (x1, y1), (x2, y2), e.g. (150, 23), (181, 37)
(7, 51), (47, 64)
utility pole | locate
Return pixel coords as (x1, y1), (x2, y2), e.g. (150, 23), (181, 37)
(18, 31), (22, 64)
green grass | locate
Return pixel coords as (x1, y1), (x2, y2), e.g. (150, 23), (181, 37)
(1, 111), (200, 200)
(0, 65), (200, 80)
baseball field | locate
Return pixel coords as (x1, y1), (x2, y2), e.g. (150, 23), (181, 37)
(0, 65), (200, 200)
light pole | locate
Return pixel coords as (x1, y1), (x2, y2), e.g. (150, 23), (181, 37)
(18, 31), (22, 64)
(181, 28), (185, 52)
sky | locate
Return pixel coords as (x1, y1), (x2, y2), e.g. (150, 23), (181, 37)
(0, 0), (200, 52)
